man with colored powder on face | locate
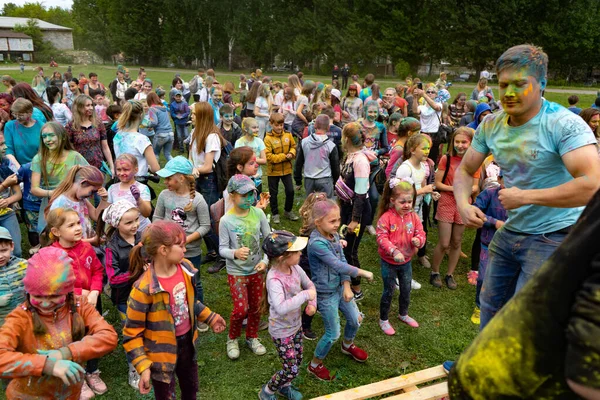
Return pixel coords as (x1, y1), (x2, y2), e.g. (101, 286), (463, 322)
(453, 44), (600, 330)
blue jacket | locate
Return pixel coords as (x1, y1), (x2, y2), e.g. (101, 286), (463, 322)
(308, 229), (359, 294)
(474, 186), (508, 246)
(147, 105), (172, 135)
(468, 103), (492, 130)
(169, 100), (190, 126)
(209, 99), (223, 125)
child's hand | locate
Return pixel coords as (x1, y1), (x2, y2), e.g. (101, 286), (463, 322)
(81, 289), (90, 297)
(87, 291), (99, 307)
(130, 185), (141, 202)
(340, 239), (348, 248)
(286, 153), (293, 159)
(393, 252), (405, 263)
(0, 199), (8, 209)
(432, 191), (441, 201)
(3, 174), (18, 188)
(411, 237), (421, 248)
(254, 262), (267, 272)
(360, 270), (374, 282)
(343, 286), (354, 302)
(139, 369), (152, 394)
(97, 187), (108, 201)
(52, 360), (85, 386)
(495, 220), (505, 230)
(209, 313), (227, 333)
(234, 247), (250, 260)
(0, 293), (13, 307)
(305, 305), (316, 316)
(256, 193), (270, 210)
(306, 288), (316, 301)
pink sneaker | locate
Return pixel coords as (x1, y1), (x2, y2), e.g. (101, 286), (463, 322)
(398, 315), (419, 328)
(467, 270), (478, 286)
(85, 371), (107, 395)
(79, 381), (95, 400)
(379, 319), (395, 335)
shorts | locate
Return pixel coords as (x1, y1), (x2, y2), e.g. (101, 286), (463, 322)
(435, 193), (463, 225)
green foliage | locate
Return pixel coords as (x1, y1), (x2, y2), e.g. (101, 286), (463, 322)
(12, 19), (57, 62)
(395, 60), (411, 78)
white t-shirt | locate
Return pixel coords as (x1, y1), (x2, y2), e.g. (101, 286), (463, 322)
(134, 92), (148, 101)
(190, 132), (221, 168)
(396, 160), (428, 219)
(255, 96), (270, 119)
(294, 95), (309, 115)
(273, 90), (284, 109)
(113, 131), (153, 176)
(281, 100), (296, 125)
(418, 103), (442, 133)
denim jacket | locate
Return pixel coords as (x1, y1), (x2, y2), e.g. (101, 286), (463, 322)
(308, 229), (359, 294)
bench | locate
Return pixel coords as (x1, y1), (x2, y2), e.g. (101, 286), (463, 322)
(311, 365), (449, 400)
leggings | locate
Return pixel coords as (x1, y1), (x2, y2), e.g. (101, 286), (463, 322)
(417, 200), (431, 258)
(267, 330), (303, 392)
(340, 200), (371, 287)
(227, 273), (263, 340)
(471, 228), (482, 271)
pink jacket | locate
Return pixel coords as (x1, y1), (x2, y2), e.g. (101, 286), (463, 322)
(52, 241), (104, 294)
(376, 208), (426, 264)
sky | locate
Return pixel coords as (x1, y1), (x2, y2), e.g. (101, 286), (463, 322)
(1, 0), (73, 9)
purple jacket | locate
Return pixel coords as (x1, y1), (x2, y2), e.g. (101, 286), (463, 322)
(474, 186), (508, 246)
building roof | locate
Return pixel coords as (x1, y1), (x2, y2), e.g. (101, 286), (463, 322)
(0, 17), (72, 31)
(0, 31), (31, 39)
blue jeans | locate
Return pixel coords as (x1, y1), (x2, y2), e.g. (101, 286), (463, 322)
(475, 243), (490, 309)
(0, 212), (21, 258)
(195, 173), (220, 256)
(380, 260), (412, 320)
(175, 125), (189, 152)
(480, 227), (567, 329)
(153, 132), (174, 162)
(186, 255), (204, 303)
(314, 286), (360, 360)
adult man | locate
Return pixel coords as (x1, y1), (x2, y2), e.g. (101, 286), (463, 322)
(332, 64), (340, 83)
(191, 68), (205, 102)
(382, 88), (400, 121)
(341, 63), (350, 90)
(454, 44), (600, 330)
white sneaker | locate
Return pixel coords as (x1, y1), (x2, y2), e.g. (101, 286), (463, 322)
(411, 279), (422, 290)
(246, 337), (267, 355)
(366, 225), (376, 235)
(227, 338), (240, 360)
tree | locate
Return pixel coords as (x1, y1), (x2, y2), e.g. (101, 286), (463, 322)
(13, 19), (56, 61)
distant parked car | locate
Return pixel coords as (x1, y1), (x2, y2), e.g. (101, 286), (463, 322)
(488, 73), (497, 82)
(455, 73), (470, 82)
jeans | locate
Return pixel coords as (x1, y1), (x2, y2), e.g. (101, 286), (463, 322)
(153, 132), (174, 162)
(367, 171), (380, 225)
(152, 330), (198, 400)
(314, 287), (360, 360)
(340, 200), (371, 287)
(195, 173), (220, 256)
(304, 177), (333, 198)
(380, 260), (412, 320)
(186, 255), (203, 303)
(174, 124), (189, 152)
(480, 227), (567, 329)
(268, 174), (294, 216)
(0, 212), (21, 258)
(475, 243), (489, 309)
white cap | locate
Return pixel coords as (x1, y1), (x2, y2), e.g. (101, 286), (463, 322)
(331, 89), (341, 100)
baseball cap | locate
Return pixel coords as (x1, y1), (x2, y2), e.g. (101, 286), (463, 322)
(157, 156), (194, 177)
(262, 230), (308, 258)
(172, 89), (182, 96)
(0, 227), (12, 241)
(331, 89), (341, 100)
(227, 174), (257, 195)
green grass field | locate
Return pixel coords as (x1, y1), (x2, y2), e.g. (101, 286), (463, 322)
(0, 66), (575, 399)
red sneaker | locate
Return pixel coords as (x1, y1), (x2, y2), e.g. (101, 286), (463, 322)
(307, 363), (334, 381)
(341, 343), (368, 362)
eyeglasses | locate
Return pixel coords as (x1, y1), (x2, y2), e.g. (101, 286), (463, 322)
(426, 91), (436, 94)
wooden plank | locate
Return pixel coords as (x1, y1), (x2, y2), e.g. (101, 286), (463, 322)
(385, 382), (448, 400)
(310, 366), (447, 400)
(402, 386), (419, 392)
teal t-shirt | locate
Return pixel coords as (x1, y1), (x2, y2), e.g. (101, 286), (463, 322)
(471, 100), (596, 234)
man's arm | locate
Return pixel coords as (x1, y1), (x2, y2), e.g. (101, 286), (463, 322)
(454, 147), (488, 227)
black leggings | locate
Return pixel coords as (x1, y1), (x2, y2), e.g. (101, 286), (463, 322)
(268, 174), (294, 216)
(340, 200), (371, 288)
(471, 228), (482, 271)
(418, 200), (431, 258)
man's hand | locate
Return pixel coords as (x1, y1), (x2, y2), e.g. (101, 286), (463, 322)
(498, 186), (526, 210)
(459, 205), (487, 228)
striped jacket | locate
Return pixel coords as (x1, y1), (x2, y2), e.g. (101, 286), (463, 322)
(0, 256), (27, 324)
(123, 259), (217, 384)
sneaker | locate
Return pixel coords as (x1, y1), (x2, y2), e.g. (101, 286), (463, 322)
(272, 214), (281, 224)
(460, 251), (468, 259)
(443, 360), (455, 374)
(379, 319), (395, 335)
(341, 342), (368, 362)
(85, 371), (107, 395)
(430, 273), (442, 288)
(227, 338), (240, 360)
(307, 363), (334, 381)
(258, 385), (278, 400)
(398, 315), (419, 328)
(366, 225), (376, 235)
(302, 328), (317, 341)
(259, 320), (269, 331)
(278, 385), (303, 400)
(201, 252), (218, 265)
(467, 270), (479, 286)
(80, 381), (95, 399)
(411, 279), (421, 290)
(28, 244), (41, 256)
(284, 211), (299, 221)
(197, 322), (209, 332)
(470, 307), (481, 325)
(242, 318), (248, 327)
(419, 255), (431, 268)
(353, 289), (364, 301)
(246, 338), (267, 355)
(445, 275), (457, 290)
(207, 259), (226, 274)
(128, 367), (140, 390)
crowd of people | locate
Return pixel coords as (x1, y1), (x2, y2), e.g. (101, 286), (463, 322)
(0, 43), (597, 400)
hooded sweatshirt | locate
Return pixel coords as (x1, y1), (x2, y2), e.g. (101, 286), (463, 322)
(264, 129), (296, 176)
(376, 208), (426, 264)
(169, 99), (190, 126)
(294, 133), (340, 185)
(147, 104), (173, 135)
(468, 103), (492, 130)
(51, 240), (104, 295)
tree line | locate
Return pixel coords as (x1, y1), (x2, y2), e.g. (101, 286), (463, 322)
(2, 0), (600, 80)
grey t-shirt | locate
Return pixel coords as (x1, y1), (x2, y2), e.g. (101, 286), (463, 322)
(153, 190), (210, 258)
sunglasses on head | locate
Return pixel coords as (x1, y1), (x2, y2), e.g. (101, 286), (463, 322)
(426, 91), (436, 94)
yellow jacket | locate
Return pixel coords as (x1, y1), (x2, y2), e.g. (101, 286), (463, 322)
(264, 130), (296, 176)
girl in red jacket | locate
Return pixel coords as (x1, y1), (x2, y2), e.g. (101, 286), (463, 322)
(375, 177), (425, 335)
(46, 207), (107, 399)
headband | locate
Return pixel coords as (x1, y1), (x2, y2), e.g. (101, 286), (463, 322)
(102, 200), (137, 228)
(389, 177), (414, 189)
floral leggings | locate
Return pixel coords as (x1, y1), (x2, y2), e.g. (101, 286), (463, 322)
(267, 330), (303, 392)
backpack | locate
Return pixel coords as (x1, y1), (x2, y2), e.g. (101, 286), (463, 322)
(213, 140), (234, 193)
(189, 76), (199, 94)
(210, 198), (225, 236)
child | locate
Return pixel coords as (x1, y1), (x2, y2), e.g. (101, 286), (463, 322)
(0, 227), (27, 324)
(47, 165), (109, 242)
(219, 174), (271, 360)
(105, 104), (122, 160)
(258, 230), (316, 400)
(219, 103), (242, 145)
(0, 132), (22, 257)
(46, 85), (72, 126)
(47, 207), (108, 398)
(169, 89), (191, 153)
(255, 83), (272, 139)
(235, 118), (267, 190)
(386, 117), (421, 177)
(471, 170), (507, 325)
(123, 221), (226, 399)
(0, 247), (117, 400)
(153, 156), (211, 306)
(376, 178), (426, 335)
(94, 93), (110, 125)
(265, 112), (298, 224)
(225, 146), (270, 212)
(307, 198), (374, 381)
(294, 114), (340, 198)
(431, 127), (480, 290)
(107, 153), (152, 232)
(17, 163), (42, 253)
(147, 92), (174, 162)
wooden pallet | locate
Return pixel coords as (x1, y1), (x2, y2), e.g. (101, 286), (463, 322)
(311, 365), (448, 400)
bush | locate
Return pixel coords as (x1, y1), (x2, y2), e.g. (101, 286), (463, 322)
(395, 60), (411, 79)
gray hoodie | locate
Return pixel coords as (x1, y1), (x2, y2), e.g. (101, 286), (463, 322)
(294, 134), (340, 185)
